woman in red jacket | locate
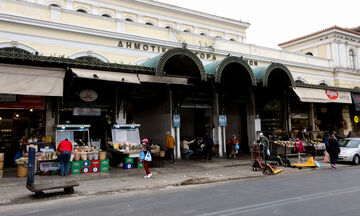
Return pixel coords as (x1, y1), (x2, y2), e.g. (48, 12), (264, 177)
(294, 137), (305, 163)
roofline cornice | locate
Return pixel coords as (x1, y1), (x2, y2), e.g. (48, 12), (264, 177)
(0, 13), (334, 73)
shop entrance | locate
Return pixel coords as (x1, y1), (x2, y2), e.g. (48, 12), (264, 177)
(180, 107), (212, 139)
(225, 103), (248, 152)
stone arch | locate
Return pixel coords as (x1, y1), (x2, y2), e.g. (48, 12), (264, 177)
(0, 42), (38, 54)
(253, 62), (294, 87)
(69, 52), (109, 63)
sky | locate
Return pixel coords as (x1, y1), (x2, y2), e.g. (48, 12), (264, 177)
(156, 0), (359, 49)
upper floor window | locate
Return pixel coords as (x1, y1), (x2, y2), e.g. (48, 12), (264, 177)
(101, 14), (112, 18)
(229, 38), (236, 42)
(215, 35), (222, 39)
(200, 32), (207, 36)
(145, 22), (154, 26)
(319, 82), (328, 87)
(183, 29), (191, 33)
(49, 4), (61, 8)
(305, 52), (313, 56)
(350, 49), (355, 69)
(125, 18), (134, 22)
(76, 9), (87, 13)
(295, 80), (305, 85)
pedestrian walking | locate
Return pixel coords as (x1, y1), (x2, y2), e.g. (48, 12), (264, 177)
(57, 138), (73, 176)
(141, 138), (152, 178)
(328, 133), (341, 169)
(204, 134), (214, 160)
(293, 137), (305, 163)
(165, 131), (176, 164)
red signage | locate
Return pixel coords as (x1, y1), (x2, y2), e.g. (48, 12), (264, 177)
(0, 95), (45, 110)
(325, 90), (339, 100)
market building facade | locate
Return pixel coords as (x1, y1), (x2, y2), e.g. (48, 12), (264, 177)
(0, 0), (359, 168)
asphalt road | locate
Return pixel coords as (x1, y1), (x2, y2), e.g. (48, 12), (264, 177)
(1, 167), (360, 216)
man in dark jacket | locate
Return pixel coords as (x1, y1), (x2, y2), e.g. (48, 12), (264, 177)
(204, 134), (214, 160)
(328, 133), (341, 169)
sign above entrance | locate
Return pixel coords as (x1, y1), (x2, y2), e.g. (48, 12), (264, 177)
(293, 87), (352, 104)
(0, 95), (45, 110)
(79, 89), (98, 102)
(73, 107), (101, 116)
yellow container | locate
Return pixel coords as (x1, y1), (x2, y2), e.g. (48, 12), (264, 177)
(17, 164), (27, 178)
(0, 153), (4, 162)
(0, 161), (3, 170)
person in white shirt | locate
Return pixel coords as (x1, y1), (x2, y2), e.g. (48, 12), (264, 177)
(182, 137), (195, 159)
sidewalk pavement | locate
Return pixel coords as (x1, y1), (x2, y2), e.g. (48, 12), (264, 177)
(0, 155), (351, 205)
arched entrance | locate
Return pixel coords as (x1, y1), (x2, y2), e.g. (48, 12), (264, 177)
(253, 63), (294, 132)
(206, 56), (256, 156)
(139, 48), (208, 158)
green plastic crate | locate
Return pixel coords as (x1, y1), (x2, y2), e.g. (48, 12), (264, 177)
(137, 163), (144, 168)
(71, 167), (81, 175)
(100, 159), (109, 167)
(71, 161), (81, 169)
(100, 166), (109, 172)
(124, 157), (134, 164)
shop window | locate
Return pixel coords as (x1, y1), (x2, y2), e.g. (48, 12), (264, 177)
(350, 49), (355, 69)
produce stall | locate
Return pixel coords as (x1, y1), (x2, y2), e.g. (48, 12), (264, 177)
(108, 124), (163, 169)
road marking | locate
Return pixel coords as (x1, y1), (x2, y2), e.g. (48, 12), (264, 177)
(197, 185), (360, 216)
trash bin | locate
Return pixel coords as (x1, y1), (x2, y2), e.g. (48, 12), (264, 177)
(17, 164), (27, 178)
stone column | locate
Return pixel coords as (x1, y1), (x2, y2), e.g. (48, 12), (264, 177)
(247, 87), (256, 150)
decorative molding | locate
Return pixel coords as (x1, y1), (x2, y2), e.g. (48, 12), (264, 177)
(294, 76), (309, 84)
(156, 48), (206, 81)
(263, 63), (295, 87)
(69, 51), (110, 63)
(0, 41), (38, 54)
(214, 56), (256, 85)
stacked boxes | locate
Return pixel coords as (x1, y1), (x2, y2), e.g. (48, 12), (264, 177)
(91, 160), (100, 173)
(71, 161), (81, 175)
(124, 157), (134, 170)
(100, 159), (109, 173)
(137, 158), (144, 168)
(70, 159), (109, 174)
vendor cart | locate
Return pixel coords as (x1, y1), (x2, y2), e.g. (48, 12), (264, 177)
(26, 147), (79, 198)
(56, 124), (91, 148)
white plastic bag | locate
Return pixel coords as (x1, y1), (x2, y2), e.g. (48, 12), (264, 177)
(144, 151), (152, 162)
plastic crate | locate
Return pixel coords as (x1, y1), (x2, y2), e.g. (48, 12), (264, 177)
(71, 161), (81, 169)
(91, 160), (100, 167)
(124, 157), (134, 164)
(123, 163), (133, 169)
(100, 159), (109, 167)
(100, 166), (109, 172)
(90, 166), (99, 173)
(81, 160), (91, 167)
(71, 167), (81, 175)
(81, 167), (90, 174)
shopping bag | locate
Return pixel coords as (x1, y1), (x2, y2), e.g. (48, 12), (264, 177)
(234, 143), (240, 150)
(266, 148), (271, 156)
(139, 151), (145, 161)
(144, 151), (152, 162)
(315, 161), (322, 168)
(323, 153), (330, 163)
